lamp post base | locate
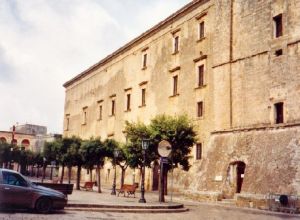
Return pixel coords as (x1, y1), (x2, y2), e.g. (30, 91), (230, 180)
(139, 198), (146, 203)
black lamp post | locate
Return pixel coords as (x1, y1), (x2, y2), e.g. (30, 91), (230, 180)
(139, 139), (150, 203)
(111, 148), (120, 195)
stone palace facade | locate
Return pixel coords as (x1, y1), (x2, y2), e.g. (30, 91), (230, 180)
(63, 0), (300, 204)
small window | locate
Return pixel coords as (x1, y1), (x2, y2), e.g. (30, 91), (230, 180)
(196, 143), (202, 160)
(275, 49), (283, 56)
(142, 53), (147, 69)
(173, 36), (179, 53)
(141, 89), (146, 106)
(199, 21), (205, 39)
(82, 108), (87, 125)
(197, 101), (203, 117)
(173, 75), (178, 96)
(66, 116), (70, 130)
(126, 94), (131, 111)
(275, 102), (284, 124)
(98, 105), (103, 120)
(111, 100), (115, 116)
(273, 14), (282, 38)
(198, 65), (204, 87)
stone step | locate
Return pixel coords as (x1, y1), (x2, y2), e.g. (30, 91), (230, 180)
(65, 207), (189, 213)
(219, 199), (236, 206)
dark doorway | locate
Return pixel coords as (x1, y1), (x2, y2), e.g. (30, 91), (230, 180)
(152, 161), (159, 191)
(235, 161), (246, 193)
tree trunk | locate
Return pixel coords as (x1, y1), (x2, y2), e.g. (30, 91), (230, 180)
(76, 165), (81, 190)
(50, 166), (53, 180)
(89, 169), (93, 182)
(96, 165), (101, 193)
(60, 165), (65, 184)
(31, 165), (34, 176)
(120, 168), (126, 187)
(68, 166), (72, 184)
(42, 164), (47, 183)
(36, 166), (40, 178)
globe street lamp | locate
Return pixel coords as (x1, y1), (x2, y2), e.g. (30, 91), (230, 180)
(139, 139), (150, 203)
(111, 148), (120, 195)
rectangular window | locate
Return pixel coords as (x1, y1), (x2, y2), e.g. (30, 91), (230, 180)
(275, 102), (284, 124)
(142, 53), (147, 69)
(197, 101), (203, 117)
(196, 143), (202, 160)
(198, 65), (204, 87)
(273, 14), (282, 38)
(174, 36), (179, 53)
(126, 94), (131, 111)
(199, 21), (205, 39)
(82, 108), (87, 125)
(141, 88), (146, 106)
(65, 115), (70, 131)
(98, 105), (103, 120)
(111, 100), (115, 116)
(173, 75), (178, 96)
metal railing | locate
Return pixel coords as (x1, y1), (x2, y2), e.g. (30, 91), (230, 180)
(267, 193), (299, 214)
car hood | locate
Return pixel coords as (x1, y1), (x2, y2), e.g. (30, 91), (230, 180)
(31, 184), (65, 198)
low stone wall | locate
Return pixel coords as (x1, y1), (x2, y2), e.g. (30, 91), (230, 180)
(183, 191), (223, 202)
(235, 194), (268, 210)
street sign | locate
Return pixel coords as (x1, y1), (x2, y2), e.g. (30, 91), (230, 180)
(158, 140), (172, 157)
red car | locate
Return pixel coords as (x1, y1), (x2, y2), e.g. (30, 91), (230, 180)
(0, 168), (67, 213)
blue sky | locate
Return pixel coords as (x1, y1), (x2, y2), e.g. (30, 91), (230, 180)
(0, 0), (190, 133)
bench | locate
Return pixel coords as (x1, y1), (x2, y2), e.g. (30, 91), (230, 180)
(117, 183), (139, 198)
(80, 181), (94, 191)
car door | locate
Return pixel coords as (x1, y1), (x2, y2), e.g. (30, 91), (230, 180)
(0, 171), (32, 208)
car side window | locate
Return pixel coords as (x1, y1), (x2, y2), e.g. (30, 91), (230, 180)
(2, 171), (28, 187)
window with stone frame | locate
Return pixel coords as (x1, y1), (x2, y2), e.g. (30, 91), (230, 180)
(82, 107), (87, 125)
(197, 101), (203, 118)
(196, 143), (202, 160)
(173, 75), (178, 96)
(273, 14), (283, 38)
(111, 100), (116, 116)
(198, 65), (204, 87)
(199, 21), (205, 39)
(173, 36), (179, 53)
(98, 105), (103, 120)
(275, 102), (284, 124)
(126, 93), (131, 111)
(65, 114), (70, 131)
(141, 88), (146, 107)
(142, 53), (147, 69)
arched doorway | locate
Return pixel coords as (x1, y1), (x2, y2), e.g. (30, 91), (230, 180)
(0, 137), (7, 143)
(228, 161), (246, 194)
(21, 139), (30, 148)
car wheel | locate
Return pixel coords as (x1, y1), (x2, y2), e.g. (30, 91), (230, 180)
(35, 197), (52, 214)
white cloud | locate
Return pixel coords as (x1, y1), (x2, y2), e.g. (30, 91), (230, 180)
(0, 0), (190, 133)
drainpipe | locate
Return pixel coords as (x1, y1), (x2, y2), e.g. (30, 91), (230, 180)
(229, 0), (234, 128)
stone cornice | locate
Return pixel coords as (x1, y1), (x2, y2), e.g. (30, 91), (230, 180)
(63, 0), (210, 88)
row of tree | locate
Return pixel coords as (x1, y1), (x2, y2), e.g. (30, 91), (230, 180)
(0, 114), (197, 193)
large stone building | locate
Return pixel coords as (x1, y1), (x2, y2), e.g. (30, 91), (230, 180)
(63, 0), (300, 205)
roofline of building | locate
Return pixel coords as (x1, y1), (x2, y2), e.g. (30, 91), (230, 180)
(0, 131), (36, 137)
(63, 0), (210, 88)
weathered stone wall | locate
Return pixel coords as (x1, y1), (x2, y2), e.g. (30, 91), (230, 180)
(63, 0), (300, 199)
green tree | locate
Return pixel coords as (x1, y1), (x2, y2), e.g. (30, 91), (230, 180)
(0, 142), (11, 168)
(149, 114), (196, 171)
(43, 140), (61, 180)
(81, 137), (107, 193)
(125, 114), (197, 193)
